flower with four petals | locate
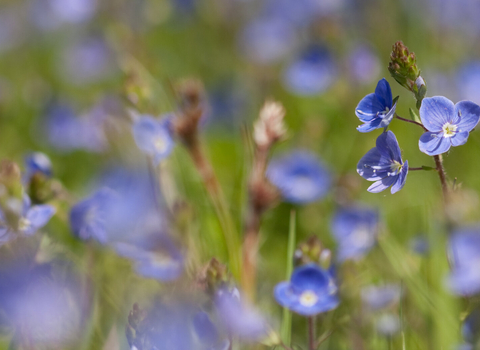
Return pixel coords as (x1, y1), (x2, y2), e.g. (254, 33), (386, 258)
(418, 96), (480, 156)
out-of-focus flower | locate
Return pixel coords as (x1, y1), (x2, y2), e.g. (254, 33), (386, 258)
(409, 235), (430, 255)
(193, 311), (230, 350)
(24, 152), (53, 180)
(355, 78), (397, 132)
(447, 227), (480, 296)
(0, 195), (55, 246)
(419, 96), (480, 156)
(239, 17), (296, 64)
(253, 101), (286, 148)
(375, 313), (400, 337)
(457, 62), (480, 105)
(348, 44), (381, 84)
(69, 188), (112, 244)
(132, 115), (175, 165)
(0, 263), (82, 348)
(462, 308), (480, 344)
(361, 284), (401, 310)
(283, 45), (337, 96)
(58, 37), (115, 86)
(274, 264), (339, 316)
(115, 238), (183, 282)
(45, 102), (108, 153)
(267, 150), (331, 204)
(262, 0), (344, 25)
(31, 0), (97, 31)
(357, 131), (408, 194)
(215, 288), (266, 340)
(331, 205), (378, 261)
(0, 5), (26, 54)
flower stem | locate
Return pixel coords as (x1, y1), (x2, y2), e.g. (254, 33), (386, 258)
(395, 115), (427, 131)
(433, 154), (449, 200)
(408, 167), (425, 171)
(308, 317), (316, 350)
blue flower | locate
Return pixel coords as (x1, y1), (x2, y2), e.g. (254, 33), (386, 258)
(357, 131), (408, 194)
(70, 188), (112, 244)
(348, 44), (381, 85)
(267, 150), (331, 204)
(355, 78), (397, 132)
(193, 311), (230, 350)
(115, 238), (183, 282)
(360, 284), (401, 310)
(132, 115), (174, 165)
(283, 45), (337, 95)
(462, 308), (480, 344)
(331, 205), (379, 261)
(446, 227), (480, 296)
(418, 96), (480, 156)
(24, 152), (53, 183)
(215, 288), (266, 340)
(274, 264), (339, 316)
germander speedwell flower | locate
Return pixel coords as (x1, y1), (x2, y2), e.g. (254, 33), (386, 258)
(357, 131), (408, 194)
(418, 96), (480, 156)
(355, 78), (397, 132)
(274, 264), (339, 316)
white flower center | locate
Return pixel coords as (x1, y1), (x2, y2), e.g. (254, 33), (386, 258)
(389, 160), (403, 176)
(299, 290), (318, 307)
(154, 136), (167, 153)
(442, 122), (457, 138)
(18, 217), (31, 233)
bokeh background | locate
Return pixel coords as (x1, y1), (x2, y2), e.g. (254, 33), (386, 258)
(1, 0), (480, 349)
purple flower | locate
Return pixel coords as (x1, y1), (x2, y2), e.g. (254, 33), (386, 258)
(24, 152), (53, 181)
(239, 17), (296, 64)
(457, 62), (480, 105)
(274, 264), (339, 316)
(132, 115), (174, 165)
(331, 205), (379, 261)
(446, 227), (480, 296)
(283, 45), (337, 95)
(215, 288), (266, 340)
(267, 150), (331, 204)
(347, 44), (381, 85)
(418, 96), (480, 156)
(355, 78), (397, 132)
(361, 284), (401, 310)
(357, 131), (408, 194)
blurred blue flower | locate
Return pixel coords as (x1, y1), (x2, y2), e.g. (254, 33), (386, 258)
(193, 311), (230, 350)
(462, 308), (480, 344)
(274, 264), (339, 316)
(357, 131), (408, 194)
(355, 78), (397, 132)
(331, 205), (379, 261)
(447, 227), (480, 296)
(70, 188), (112, 244)
(30, 0), (97, 31)
(215, 288), (266, 340)
(24, 152), (53, 182)
(239, 17), (296, 64)
(348, 44), (381, 85)
(267, 150), (331, 204)
(115, 238), (183, 282)
(283, 45), (337, 95)
(457, 62), (480, 105)
(361, 284), (401, 310)
(58, 37), (115, 86)
(0, 262), (82, 347)
(409, 235), (430, 255)
(419, 96), (480, 156)
(45, 103), (108, 153)
(132, 115), (175, 165)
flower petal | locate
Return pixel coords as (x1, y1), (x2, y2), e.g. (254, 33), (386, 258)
(356, 117), (382, 133)
(419, 132), (451, 156)
(451, 131), (470, 147)
(390, 160), (408, 194)
(379, 101), (397, 128)
(455, 101), (480, 132)
(419, 96), (455, 131)
(357, 148), (391, 181)
(374, 78), (392, 108)
(376, 131), (402, 163)
(367, 176), (396, 193)
(24, 205), (56, 234)
(355, 93), (385, 122)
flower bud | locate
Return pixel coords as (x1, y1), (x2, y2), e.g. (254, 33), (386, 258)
(198, 258), (235, 297)
(388, 41), (426, 105)
(294, 235), (329, 267)
(253, 101), (287, 149)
